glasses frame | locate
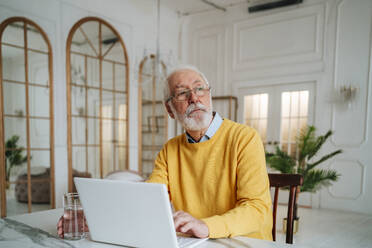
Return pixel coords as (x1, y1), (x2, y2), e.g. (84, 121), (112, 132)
(166, 86), (211, 103)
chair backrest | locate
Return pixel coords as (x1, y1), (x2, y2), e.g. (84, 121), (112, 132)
(104, 170), (145, 182)
(268, 173), (303, 244)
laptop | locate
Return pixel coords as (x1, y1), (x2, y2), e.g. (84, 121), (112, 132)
(74, 177), (208, 248)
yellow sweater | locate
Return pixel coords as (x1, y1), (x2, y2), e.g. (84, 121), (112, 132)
(147, 119), (273, 240)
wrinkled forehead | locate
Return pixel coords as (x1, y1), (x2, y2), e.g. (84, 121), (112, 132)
(168, 69), (206, 90)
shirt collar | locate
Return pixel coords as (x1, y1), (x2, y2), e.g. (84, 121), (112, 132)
(186, 112), (223, 143)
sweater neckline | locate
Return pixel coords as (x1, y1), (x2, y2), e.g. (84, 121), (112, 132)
(182, 118), (228, 147)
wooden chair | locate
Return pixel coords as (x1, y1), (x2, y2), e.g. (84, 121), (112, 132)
(268, 173), (303, 244)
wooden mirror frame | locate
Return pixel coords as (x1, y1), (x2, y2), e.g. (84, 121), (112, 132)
(0, 17), (55, 217)
(66, 17), (129, 192)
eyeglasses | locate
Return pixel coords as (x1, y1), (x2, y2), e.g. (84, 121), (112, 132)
(167, 86), (211, 102)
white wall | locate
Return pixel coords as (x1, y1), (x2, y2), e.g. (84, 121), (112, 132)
(0, 0), (179, 208)
(182, 0), (372, 214)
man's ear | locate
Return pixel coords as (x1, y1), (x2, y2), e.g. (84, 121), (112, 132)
(165, 102), (175, 119)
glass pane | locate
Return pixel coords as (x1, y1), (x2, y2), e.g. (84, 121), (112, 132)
(101, 24), (122, 61)
(290, 143), (297, 158)
(4, 117), (27, 147)
(102, 120), (114, 177)
(117, 120), (127, 145)
(281, 92), (290, 117)
(290, 118), (298, 142)
(27, 27), (48, 52)
(87, 147), (100, 178)
(300, 91), (309, 116)
(7, 182), (29, 216)
(290, 91), (299, 117)
(72, 146), (87, 174)
(2, 22), (24, 47)
(114, 146), (126, 171)
(70, 53), (86, 86)
(29, 85), (49, 117)
(102, 60), (113, 90)
(115, 64), (126, 91)
(30, 150), (50, 169)
(244, 95), (252, 120)
(87, 57), (100, 88)
(87, 88), (100, 117)
(299, 117), (307, 131)
(281, 118), (289, 143)
(2, 45), (25, 82)
(88, 118), (99, 145)
(3, 82), (26, 116)
(117, 97), (127, 120)
(260, 94), (268, 118)
(30, 119), (50, 148)
(102, 91), (114, 119)
(75, 21), (99, 57)
(259, 119), (267, 142)
(72, 117), (86, 145)
(71, 86), (86, 116)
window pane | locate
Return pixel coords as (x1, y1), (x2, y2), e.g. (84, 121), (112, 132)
(29, 85), (49, 117)
(102, 60), (113, 90)
(243, 93), (268, 142)
(2, 45), (25, 82)
(27, 27), (48, 52)
(280, 90), (309, 156)
(2, 22), (24, 47)
(115, 64), (126, 92)
(70, 54), (86, 86)
(3, 82), (26, 116)
(71, 86), (86, 116)
(86, 57), (100, 88)
(30, 119), (50, 148)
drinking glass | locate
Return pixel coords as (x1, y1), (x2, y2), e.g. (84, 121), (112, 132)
(63, 192), (86, 240)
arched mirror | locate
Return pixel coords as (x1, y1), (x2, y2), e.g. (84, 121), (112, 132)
(0, 17), (55, 217)
(138, 55), (167, 178)
(66, 17), (129, 191)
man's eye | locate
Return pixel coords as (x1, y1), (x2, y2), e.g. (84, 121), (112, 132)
(177, 91), (188, 96)
(196, 87), (204, 91)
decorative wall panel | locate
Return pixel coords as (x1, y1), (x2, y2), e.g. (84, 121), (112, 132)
(192, 26), (225, 94)
(331, 0), (372, 147)
(328, 160), (364, 200)
(233, 4), (324, 71)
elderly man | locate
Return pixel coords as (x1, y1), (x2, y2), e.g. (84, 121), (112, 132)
(58, 65), (272, 241)
(146, 65), (272, 240)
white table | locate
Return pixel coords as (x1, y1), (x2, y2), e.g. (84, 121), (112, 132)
(2, 208), (299, 248)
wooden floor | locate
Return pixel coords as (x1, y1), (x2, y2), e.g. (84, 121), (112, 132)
(275, 205), (372, 248)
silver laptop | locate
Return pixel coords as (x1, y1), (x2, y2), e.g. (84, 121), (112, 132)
(74, 177), (207, 248)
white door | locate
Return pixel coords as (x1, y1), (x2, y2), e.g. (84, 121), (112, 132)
(237, 81), (316, 206)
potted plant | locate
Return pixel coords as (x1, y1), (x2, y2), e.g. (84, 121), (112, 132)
(266, 125), (342, 231)
(5, 135), (28, 188)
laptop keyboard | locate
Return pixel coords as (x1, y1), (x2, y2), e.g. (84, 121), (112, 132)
(177, 236), (206, 248)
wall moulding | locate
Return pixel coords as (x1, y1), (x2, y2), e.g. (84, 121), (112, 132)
(192, 26), (226, 95)
(330, 0), (371, 147)
(232, 3), (325, 72)
(328, 159), (364, 200)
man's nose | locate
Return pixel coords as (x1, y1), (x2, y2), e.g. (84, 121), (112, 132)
(188, 90), (199, 103)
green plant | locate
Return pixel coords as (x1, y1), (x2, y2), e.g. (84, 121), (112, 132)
(5, 135), (28, 182)
(266, 126), (342, 193)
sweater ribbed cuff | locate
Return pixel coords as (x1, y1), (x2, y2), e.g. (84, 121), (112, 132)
(201, 215), (228, 238)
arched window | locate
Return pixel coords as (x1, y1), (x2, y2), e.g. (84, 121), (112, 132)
(138, 55), (167, 178)
(66, 17), (129, 191)
(0, 17), (55, 217)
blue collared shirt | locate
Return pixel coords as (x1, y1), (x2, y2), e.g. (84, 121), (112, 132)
(186, 112), (223, 143)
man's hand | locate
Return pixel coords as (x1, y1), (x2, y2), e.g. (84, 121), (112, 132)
(56, 215), (89, 238)
(173, 211), (209, 238)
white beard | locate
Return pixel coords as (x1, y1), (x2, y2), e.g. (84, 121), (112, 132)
(169, 101), (213, 131)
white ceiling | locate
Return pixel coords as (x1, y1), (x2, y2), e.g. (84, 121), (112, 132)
(161, 0), (264, 16)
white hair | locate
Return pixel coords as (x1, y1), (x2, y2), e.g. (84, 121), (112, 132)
(163, 64), (210, 103)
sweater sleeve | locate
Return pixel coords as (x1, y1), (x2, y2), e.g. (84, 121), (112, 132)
(146, 145), (169, 188)
(201, 128), (273, 239)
